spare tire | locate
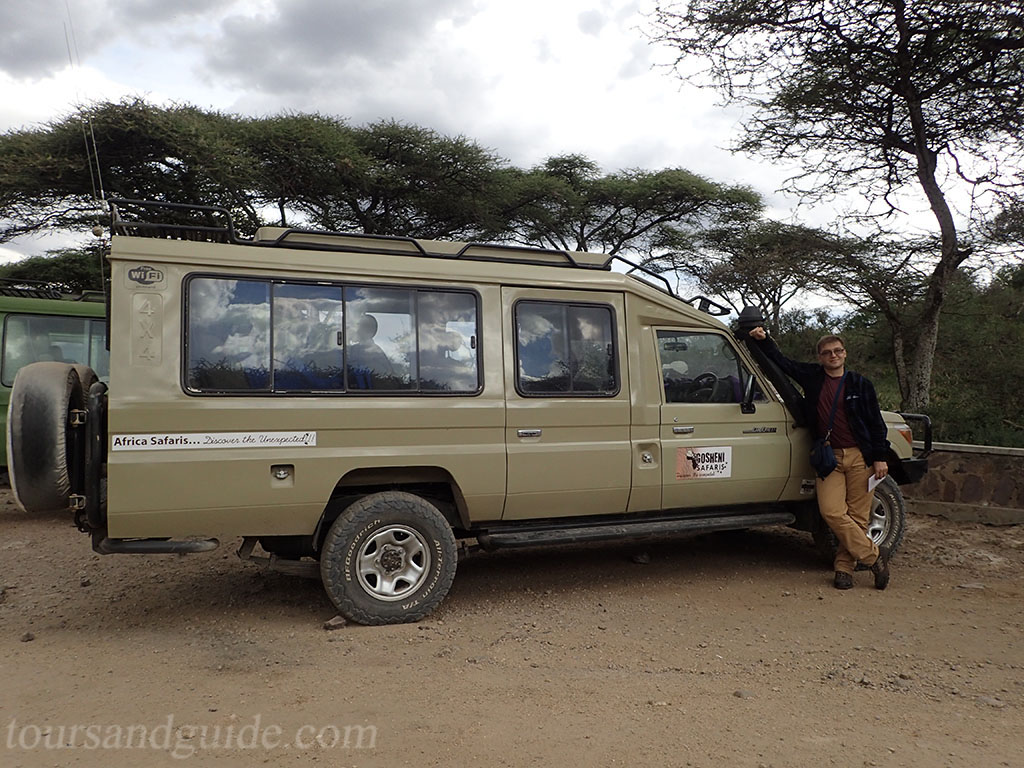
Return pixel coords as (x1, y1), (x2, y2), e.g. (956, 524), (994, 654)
(7, 362), (88, 513)
(71, 364), (99, 395)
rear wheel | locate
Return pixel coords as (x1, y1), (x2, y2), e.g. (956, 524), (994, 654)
(7, 362), (91, 513)
(812, 476), (906, 564)
(320, 491), (457, 625)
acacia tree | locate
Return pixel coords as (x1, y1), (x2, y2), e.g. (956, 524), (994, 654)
(650, 1), (1024, 409)
(338, 120), (505, 239)
(242, 118), (508, 240)
(240, 112), (362, 229)
(0, 103), (506, 243)
(987, 195), (1024, 248)
(0, 99), (262, 239)
(804, 235), (950, 401)
(0, 243), (106, 293)
(652, 220), (844, 325)
(498, 154), (761, 256)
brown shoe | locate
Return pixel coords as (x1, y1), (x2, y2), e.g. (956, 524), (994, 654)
(834, 571), (853, 590)
(871, 546), (890, 590)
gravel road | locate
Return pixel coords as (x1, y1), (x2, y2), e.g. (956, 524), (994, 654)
(2, 489), (1022, 767)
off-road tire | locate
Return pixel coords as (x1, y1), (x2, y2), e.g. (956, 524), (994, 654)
(71, 364), (99, 395)
(7, 362), (90, 513)
(812, 475), (906, 565)
(320, 491), (457, 625)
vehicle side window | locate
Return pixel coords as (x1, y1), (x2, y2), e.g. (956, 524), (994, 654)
(516, 301), (617, 395)
(658, 331), (763, 404)
(186, 277), (480, 394)
(417, 291), (479, 393)
(344, 286), (415, 391)
(2, 314), (110, 386)
(187, 278), (271, 391)
(273, 283), (344, 391)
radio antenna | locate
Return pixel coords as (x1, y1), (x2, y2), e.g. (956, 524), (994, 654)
(64, 0), (107, 211)
(64, 0), (111, 328)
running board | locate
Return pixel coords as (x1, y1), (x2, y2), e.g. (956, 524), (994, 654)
(475, 512), (795, 551)
(92, 532), (220, 555)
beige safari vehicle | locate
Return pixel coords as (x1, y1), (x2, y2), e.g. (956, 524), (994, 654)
(7, 200), (930, 625)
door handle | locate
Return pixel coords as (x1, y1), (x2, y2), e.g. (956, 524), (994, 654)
(673, 426), (695, 434)
(517, 429), (542, 438)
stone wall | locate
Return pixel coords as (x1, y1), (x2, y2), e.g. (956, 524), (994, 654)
(902, 442), (1024, 525)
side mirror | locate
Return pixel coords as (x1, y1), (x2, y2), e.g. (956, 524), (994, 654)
(741, 373), (757, 414)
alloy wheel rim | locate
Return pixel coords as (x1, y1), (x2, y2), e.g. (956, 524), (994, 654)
(868, 493), (890, 544)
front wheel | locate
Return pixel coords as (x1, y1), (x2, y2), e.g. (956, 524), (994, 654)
(812, 476), (907, 565)
(319, 491), (458, 625)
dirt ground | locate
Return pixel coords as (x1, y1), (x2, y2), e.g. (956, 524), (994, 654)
(1, 487), (1022, 768)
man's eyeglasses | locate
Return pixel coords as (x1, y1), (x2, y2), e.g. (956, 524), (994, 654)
(819, 348), (846, 357)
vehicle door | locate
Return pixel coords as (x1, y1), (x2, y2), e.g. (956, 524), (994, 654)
(658, 328), (791, 510)
(501, 287), (631, 520)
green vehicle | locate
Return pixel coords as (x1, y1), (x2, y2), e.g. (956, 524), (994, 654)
(0, 279), (108, 466)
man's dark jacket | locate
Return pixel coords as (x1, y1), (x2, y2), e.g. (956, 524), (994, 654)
(751, 335), (890, 464)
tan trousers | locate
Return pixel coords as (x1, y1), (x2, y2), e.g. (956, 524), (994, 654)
(816, 446), (879, 574)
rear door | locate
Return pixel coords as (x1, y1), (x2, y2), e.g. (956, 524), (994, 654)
(501, 287), (631, 520)
(657, 328), (791, 510)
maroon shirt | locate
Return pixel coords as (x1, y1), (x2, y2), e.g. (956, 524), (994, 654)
(817, 374), (857, 448)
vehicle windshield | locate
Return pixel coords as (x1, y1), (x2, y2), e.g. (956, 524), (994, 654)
(1, 314), (110, 386)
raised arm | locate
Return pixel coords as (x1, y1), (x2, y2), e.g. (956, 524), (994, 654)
(747, 326), (820, 387)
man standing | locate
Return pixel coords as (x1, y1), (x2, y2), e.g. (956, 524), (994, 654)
(748, 326), (891, 590)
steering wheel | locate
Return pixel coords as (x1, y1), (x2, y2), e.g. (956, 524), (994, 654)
(690, 372), (718, 403)
(692, 372), (718, 390)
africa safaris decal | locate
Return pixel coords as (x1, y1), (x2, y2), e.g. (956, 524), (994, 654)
(676, 446), (732, 480)
(111, 432), (317, 450)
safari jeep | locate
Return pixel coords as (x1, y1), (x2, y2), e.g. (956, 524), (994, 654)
(7, 200), (930, 625)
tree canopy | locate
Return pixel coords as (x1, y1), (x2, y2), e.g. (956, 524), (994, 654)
(652, 219), (844, 325)
(0, 242), (106, 294)
(0, 99), (759, 256)
(497, 154), (760, 255)
(0, 99), (260, 237)
(650, 0), (1024, 409)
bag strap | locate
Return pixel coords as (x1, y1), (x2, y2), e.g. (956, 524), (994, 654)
(823, 372), (847, 442)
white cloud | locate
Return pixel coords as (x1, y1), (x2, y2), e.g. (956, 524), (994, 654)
(0, 0), (845, 247)
(578, 10), (607, 36)
(0, 1), (748, 177)
(0, 66), (155, 131)
(0, 246), (26, 265)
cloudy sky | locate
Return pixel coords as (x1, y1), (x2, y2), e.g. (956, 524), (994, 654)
(1, 0), (808, 263)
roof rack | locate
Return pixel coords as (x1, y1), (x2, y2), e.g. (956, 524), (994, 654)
(75, 290), (107, 303)
(108, 199), (732, 315)
(609, 257), (730, 315)
(255, 227), (608, 269)
(110, 198), (237, 243)
(0, 278), (65, 300)
(682, 294), (732, 316)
